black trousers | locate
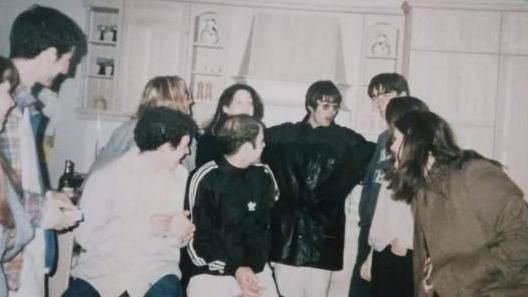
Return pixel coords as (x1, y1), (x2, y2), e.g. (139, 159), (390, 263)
(371, 245), (414, 297)
(349, 226), (373, 297)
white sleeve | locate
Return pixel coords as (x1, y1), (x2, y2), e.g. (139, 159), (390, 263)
(74, 169), (114, 251)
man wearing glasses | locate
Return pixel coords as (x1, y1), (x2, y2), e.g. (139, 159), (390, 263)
(349, 72), (410, 297)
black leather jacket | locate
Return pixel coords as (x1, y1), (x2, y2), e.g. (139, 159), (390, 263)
(263, 121), (374, 270)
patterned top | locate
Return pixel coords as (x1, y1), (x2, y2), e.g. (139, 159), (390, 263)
(0, 87), (46, 292)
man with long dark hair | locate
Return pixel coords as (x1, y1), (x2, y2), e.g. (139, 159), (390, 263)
(388, 110), (528, 297)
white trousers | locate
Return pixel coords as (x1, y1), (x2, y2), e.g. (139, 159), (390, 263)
(273, 263), (332, 297)
(187, 264), (278, 297)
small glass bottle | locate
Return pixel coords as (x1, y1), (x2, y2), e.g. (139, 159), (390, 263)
(58, 160), (75, 198)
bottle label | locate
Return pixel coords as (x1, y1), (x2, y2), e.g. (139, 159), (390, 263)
(62, 187), (75, 199)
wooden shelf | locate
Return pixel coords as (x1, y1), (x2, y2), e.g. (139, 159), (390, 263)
(89, 40), (117, 46)
(87, 74), (114, 80)
(191, 71), (222, 77)
(193, 42), (223, 49)
(76, 107), (132, 121)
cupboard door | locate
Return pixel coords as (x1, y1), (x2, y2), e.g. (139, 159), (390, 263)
(117, 0), (190, 114)
(496, 57), (528, 196)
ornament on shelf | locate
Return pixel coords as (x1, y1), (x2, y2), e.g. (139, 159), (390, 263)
(370, 33), (391, 56)
(199, 15), (220, 45)
(96, 58), (114, 76)
(110, 25), (118, 42)
(97, 25), (107, 41)
(196, 81), (204, 100)
(205, 81), (213, 100)
(92, 96), (108, 110)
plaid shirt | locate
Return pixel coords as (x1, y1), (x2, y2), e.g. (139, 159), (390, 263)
(2, 87), (46, 224)
(1, 87), (46, 291)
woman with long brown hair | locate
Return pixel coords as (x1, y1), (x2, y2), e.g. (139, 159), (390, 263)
(195, 83), (263, 167)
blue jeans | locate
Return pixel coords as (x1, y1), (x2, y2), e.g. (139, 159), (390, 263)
(62, 274), (183, 297)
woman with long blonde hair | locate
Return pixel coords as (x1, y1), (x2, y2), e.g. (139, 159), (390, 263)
(89, 75), (195, 173)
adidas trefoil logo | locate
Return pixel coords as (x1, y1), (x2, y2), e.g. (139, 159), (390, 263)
(247, 201), (257, 211)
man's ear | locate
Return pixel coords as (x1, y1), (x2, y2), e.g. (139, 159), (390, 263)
(158, 142), (173, 152)
(40, 47), (58, 63)
(239, 141), (251, 154)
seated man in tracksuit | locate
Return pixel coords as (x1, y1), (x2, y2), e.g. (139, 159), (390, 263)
(186, 114), (279, 297)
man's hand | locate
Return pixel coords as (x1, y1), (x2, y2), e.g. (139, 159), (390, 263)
(423, 257), (434, 293)
(169, 210), (195, 241)
(41, 191), (82, 230)
(235, 267), (263, 297)
(360, 250), (373, 282)
(390, 238), (408, 256)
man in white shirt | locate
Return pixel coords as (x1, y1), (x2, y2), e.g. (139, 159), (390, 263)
(63, 107), (197, 297)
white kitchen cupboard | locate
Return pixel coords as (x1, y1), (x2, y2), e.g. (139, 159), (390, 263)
(115, 0), (191, 115)
(403, 0), (528, 194)
(81, 0), (123, 114)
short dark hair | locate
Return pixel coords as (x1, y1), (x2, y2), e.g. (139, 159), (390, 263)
(0, 56), (20, 94)
(207, 83), (264, 134)
(367, 73), (409, 99)
(9, 5), (87, 60)
(305, 80), (342, 112)
(134, 107), (197, 152)
(216, 114), (264, 156)
(385, 96), (429, 127)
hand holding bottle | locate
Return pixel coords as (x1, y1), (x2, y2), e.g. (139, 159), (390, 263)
(41, 191), (83, 230)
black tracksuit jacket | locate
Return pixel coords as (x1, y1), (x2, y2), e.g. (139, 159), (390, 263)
(186, 157), (278, 276)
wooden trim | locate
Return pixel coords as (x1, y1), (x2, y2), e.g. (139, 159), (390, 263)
(403, 0), (528, 13)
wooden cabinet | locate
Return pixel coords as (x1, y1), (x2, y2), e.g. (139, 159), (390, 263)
(187, 5), (228, 124)
(495, 11), (528, 195)
(82, 0), (123, 114)
(403, 1), (528, 194)
(79, 0), (405, 133)
(117, 0), (190, 115)
(80, 0), (190, 117)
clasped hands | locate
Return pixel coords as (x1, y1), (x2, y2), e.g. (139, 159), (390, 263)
(235, 267), (265, 297)
(150, 210), (195, 241)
